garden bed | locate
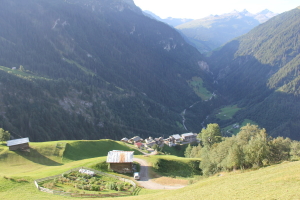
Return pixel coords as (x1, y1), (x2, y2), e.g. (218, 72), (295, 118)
(36, 167), (135, 197)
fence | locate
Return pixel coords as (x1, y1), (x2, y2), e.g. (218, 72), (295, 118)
(34, 167), (136, 198)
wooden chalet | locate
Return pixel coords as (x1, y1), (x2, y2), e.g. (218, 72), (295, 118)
(7, 137), (30, 151)
(106, 150), (134, 173)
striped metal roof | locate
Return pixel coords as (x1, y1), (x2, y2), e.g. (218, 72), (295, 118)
(182, 133), (194, 137)
(172, 134), (181, 140)
(106, 151), (134, 163)
(7, 137), (29, 147)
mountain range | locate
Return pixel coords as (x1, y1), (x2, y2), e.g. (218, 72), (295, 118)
(0, 0), (299, 142)
(208, 6), (300, 140)
(176, 9), (277, 53)
(143, 10), (194, 27)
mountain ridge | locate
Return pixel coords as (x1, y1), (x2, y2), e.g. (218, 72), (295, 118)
(208, 7), (300, 139)
(0, 0), (215, 141)
(176, 9), (277, 52)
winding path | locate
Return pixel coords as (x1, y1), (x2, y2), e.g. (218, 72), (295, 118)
(133, 158), (186, 190)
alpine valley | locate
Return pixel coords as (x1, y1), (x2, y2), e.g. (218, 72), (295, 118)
(0, 0), (217, 141)
(0, 0), (299, 142)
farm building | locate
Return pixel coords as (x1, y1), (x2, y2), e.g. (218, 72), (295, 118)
(7, 137), (30, 151)
(106, 150), (134, 173)
(182, 133), (197, 143)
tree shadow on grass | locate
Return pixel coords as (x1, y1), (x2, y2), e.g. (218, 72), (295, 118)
(15, 148), (62, 166)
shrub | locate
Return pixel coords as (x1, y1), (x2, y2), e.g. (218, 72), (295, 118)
(117, 183), (124, 191)
(91, 185), (100, 191)
(105, 182), (117, 190)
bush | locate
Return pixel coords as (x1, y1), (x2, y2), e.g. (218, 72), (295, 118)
(105, 182), (117, 190)
(94, 162), (110, 172)
(117, 183), (124, 191)
(91, 185), (100, 191)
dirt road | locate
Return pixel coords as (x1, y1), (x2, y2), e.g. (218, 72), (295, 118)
(133, 158), (186, 190)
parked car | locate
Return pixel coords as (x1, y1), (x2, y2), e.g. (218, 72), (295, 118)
(134, 172), (140, 180)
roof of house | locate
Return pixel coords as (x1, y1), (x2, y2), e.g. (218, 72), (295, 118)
(121, 137), (129, 141)
(182, 133), (195, 137)
(135, 142), (143, 147)
(146, 141), (156, 146)
(145, 138), (155, 143)
(106, 151), (134, 163)
(7, 138), (29, 147)
(131, 136), (142, 142)
(172, 134), (181, 140)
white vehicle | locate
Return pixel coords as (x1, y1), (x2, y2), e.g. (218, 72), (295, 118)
(134, 172), (140, 180)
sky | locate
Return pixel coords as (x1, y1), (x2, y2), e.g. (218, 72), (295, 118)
(133, 0), (300, 19)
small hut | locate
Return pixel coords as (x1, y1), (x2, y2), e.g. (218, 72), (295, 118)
(7, 137), (30, 151)
(106, 150), (134, 173)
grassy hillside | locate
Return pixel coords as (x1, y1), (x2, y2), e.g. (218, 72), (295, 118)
(62, 140), (143, 162)
(0, 140), (142, 175)
(0, 140), (300, 199)
(142, 155), (201, 178)
(123, 161), (300, 200)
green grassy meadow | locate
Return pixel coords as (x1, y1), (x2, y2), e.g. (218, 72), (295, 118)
(216, 105), (241, 120)
(187, 77), (212, 100)
(141, 155), (201, 178)
(0, 139), (300, 200)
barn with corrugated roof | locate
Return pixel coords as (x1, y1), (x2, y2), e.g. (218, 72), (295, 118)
(7, 137), (30, 151)
(106, 150), (134, 173)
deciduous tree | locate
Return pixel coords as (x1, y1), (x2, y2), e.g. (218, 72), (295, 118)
(0, 128), (10, 143)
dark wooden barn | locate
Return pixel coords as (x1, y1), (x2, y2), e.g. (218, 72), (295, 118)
(7, 138), (30, 151)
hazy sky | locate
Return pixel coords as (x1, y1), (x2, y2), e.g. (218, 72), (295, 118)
(133, 0), (300, 19)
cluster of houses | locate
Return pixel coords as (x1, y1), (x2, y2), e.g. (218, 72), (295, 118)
(121, 132), (199, 149)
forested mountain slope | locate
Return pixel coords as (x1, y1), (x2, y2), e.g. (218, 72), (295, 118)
(176, 10), (277, 53)
(0, 0), (215, 141)
(208, 6), (300, 140)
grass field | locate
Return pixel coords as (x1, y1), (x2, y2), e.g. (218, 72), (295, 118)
(216, 105), (241, 120)
(141, 155), (201, 178)
(187, 77), (212, 100)
(121, 161), (300, 200)
(1, 139), (300, 200)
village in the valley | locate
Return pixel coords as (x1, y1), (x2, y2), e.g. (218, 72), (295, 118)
(120, 132), (199, 153)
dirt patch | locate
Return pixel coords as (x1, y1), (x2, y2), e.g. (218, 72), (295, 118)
(152, 177), (188, 186)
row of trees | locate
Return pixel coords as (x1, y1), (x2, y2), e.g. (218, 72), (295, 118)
(185, 123), (300, 176)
